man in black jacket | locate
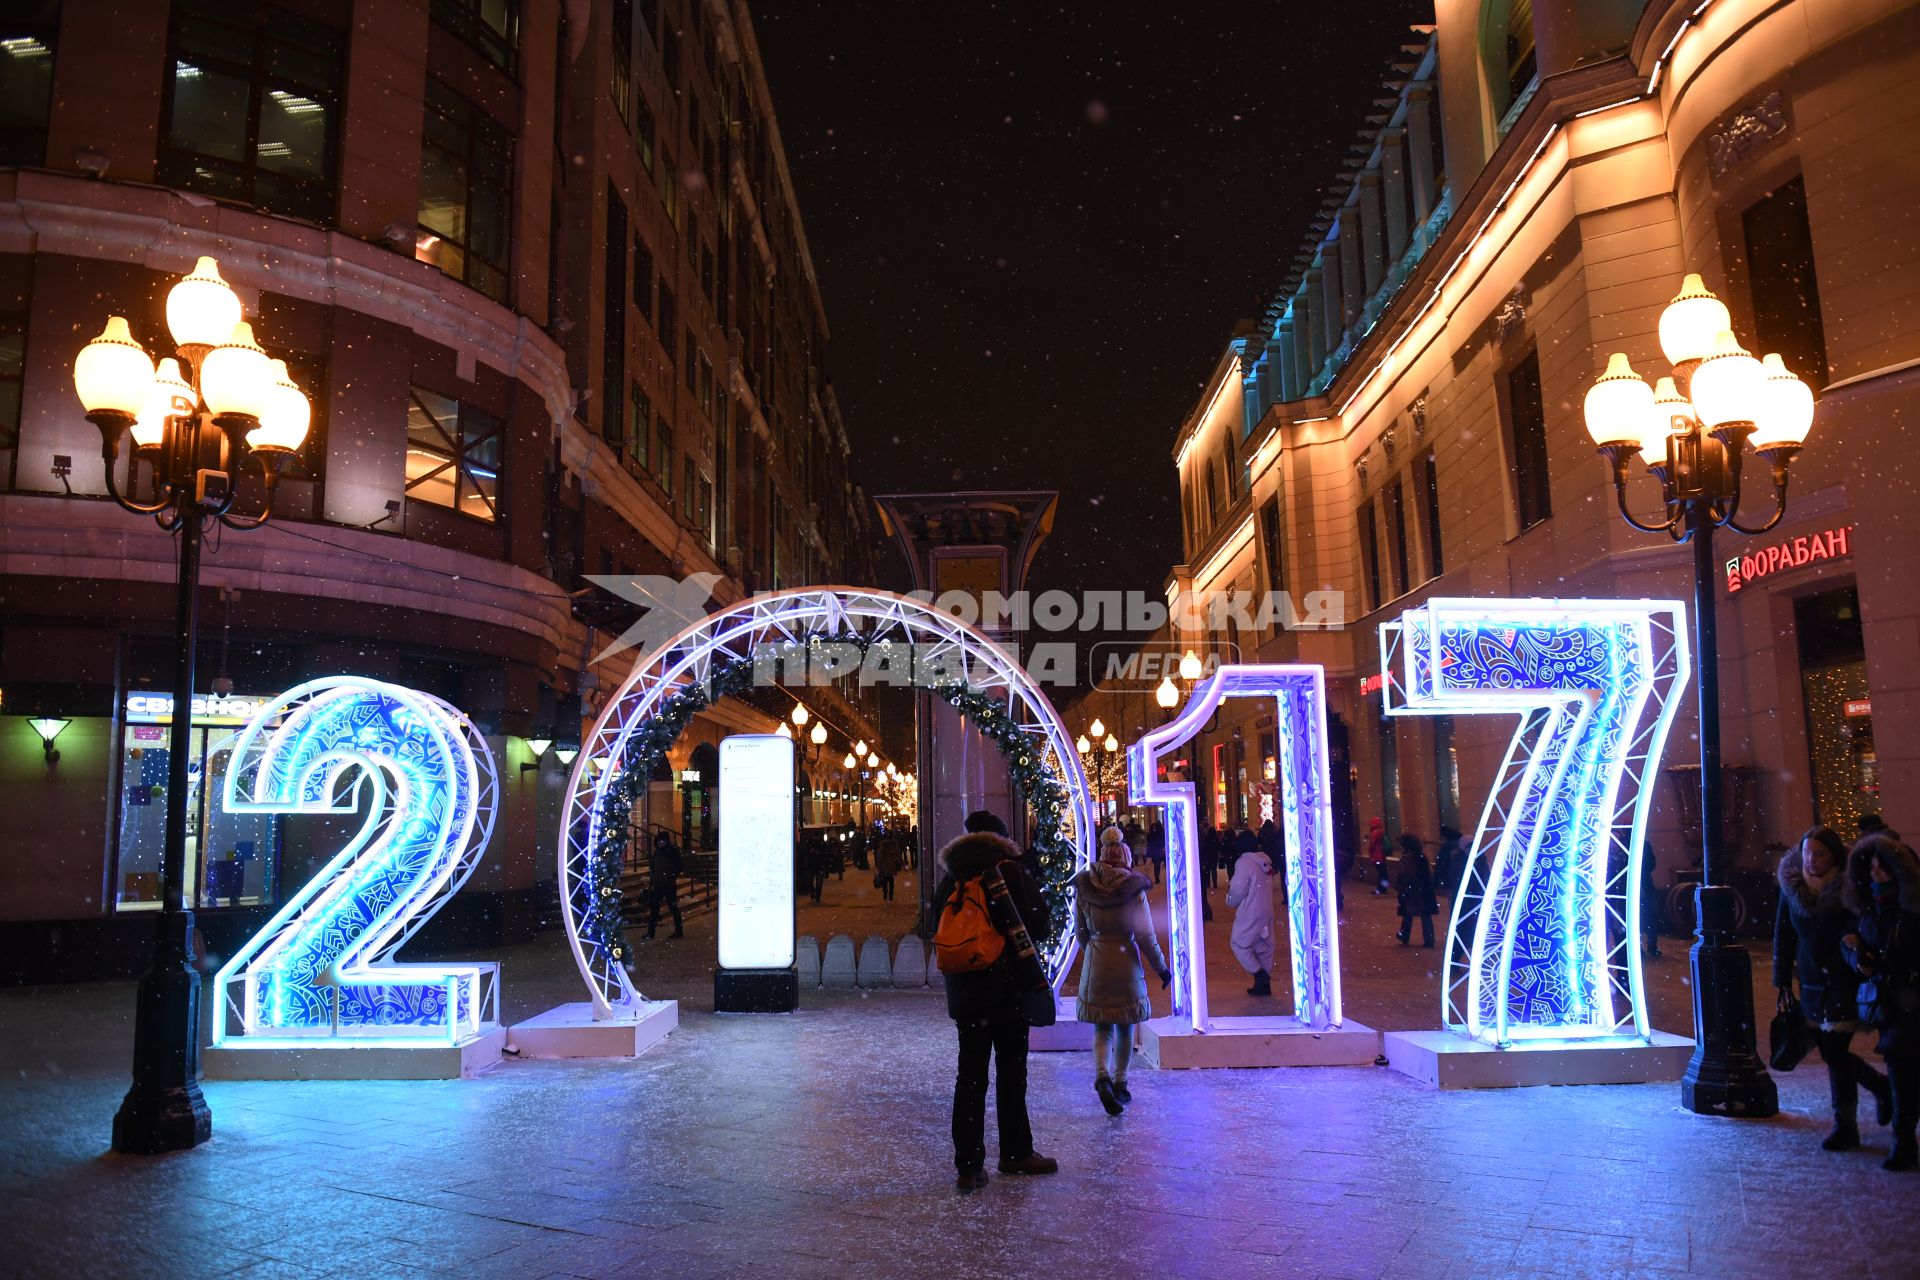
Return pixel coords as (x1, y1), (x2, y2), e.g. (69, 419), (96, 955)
(932, 809), (1056, 1191)
(644, 829), (684, 940)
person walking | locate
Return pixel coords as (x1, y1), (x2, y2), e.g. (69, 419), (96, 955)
(1225, 830), (1278, 996)
(1395, 832), (1438, 948)
(1145, 819), (1166, 885)
(875, 835), (902, 902)
(1074, 826), (1169, 1116)
(933, 810), (1057, 1190)
(1843, 832), (1920, 1170)
(1774, 826), (1889, 1153)
(1433, 824), (1464, 898)
(1366, 817), (1390, 894)
(644, 829), (684, 940)
(1640, 844), (1664, 958)
(1257, 818), (1286, 899)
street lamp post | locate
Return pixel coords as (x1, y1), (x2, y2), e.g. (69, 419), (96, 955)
(73, 257), (311, 1155)
(1583, 273), (1814, 1119)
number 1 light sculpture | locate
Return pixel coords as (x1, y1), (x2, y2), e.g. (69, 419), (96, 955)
(1582, 274), (1813, 1118)
(75, 257), (311, 1155)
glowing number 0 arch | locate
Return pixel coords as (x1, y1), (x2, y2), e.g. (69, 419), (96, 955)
(1129, 665), (1342, 1031)
(562, 588), (1096, 1018)
(212, 677), (499, 1046)
(1380, 599), (1688, 1046)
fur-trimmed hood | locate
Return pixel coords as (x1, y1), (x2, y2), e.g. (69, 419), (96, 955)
(1073, 862), (1150, 908)
(1845, 834), (1920, 915)
(1778, 845), (1847, 913)
(940, 831), (1020, 880)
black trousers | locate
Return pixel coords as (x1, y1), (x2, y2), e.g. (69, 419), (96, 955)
(1397, 913), (1435, 946)
(645, 886), (681, 936)
(952, 1007), (1032, 1172)
(1815, 1026), (1888, 1124)
(878, 874), (895, 901)
(1889, 1055), (1920, 1145)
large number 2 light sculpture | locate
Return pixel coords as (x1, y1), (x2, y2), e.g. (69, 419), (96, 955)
(1130, 666), (1341, 1031)
(212, 677), (500, 1047)
(1380, 599), (1688, 1047)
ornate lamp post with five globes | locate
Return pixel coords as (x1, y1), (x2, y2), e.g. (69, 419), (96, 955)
(1582, 273), (1815, 1120)
(72, 256), (311, 1154)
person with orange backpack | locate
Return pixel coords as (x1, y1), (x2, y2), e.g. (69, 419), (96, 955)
(932, 809), (1056, 1191)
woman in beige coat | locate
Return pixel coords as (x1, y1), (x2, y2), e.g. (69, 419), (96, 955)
(1074, 826), (1170, 1115)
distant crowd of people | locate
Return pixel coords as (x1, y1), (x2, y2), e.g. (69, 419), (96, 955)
(797, 822), (918, 905)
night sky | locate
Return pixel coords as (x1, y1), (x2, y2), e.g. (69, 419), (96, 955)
(754, 1), (1434, 601)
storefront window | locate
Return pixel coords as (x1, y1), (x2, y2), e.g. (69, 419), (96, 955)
(1796, 586), (1875, 831)
(116, 693), (281, 912)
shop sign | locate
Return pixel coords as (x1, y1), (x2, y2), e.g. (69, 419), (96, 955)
(1845, 699), (1873, 719)
(679, 768), (703, 783)
(1359, 672), (1386, 697)
(125, 692), (268, 725)
(1725, 525), (1851, 594)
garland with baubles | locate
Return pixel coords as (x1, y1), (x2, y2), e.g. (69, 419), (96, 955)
(586, 632), (1079, 965)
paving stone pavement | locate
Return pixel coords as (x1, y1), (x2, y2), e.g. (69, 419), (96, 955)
(4, 905), (1916, 1280)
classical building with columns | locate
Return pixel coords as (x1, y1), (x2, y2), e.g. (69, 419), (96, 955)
(0, 0), (877, 979)
(1167, 0), (1920, 921)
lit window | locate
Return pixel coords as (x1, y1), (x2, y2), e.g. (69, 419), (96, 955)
(159, 1), (344, 225)
(406, 386), (503, 521)
(417, 80), (512, 302)
(0, 4), (58, 168)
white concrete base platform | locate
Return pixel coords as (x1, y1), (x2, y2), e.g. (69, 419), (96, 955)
(1383, 1028), (1695, 1089)
(203, 1025), (507, 1080)
(1028, 997), (1094, 1051)
(506, 1001), (678, 1059)
(1138, 1015), (1381, 1069)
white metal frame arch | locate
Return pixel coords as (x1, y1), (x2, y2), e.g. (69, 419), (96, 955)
(559, 587), (1098, 1017)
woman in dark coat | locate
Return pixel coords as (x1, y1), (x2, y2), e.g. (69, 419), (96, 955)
(1395, 832), (1438, 947)
(1773, 827), (1888, 1151)
(1843, 833), (1920, 1170)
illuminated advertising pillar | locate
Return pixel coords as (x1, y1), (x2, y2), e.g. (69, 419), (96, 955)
(714, 734), (799, 1012)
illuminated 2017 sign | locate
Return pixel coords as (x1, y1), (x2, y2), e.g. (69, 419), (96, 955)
(1724, 524), (1850, 593)
(1381, 599), (1687, 1046)
(212, 678), (499, 1047)
(1130, 665), (1341, 1031)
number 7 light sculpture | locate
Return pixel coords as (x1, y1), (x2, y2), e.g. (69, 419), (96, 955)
(1380, 599), (1688, 1046)
(1129, 665), (1341, 1031)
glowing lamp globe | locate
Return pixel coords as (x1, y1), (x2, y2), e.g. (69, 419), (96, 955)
(73, 316), (154, 417)
(167, 256), (244, 351)
(1089, 717), (1105, 739)
(1103, 733), (1119, 752)
(1641, 376), (1693, 467)
(790, 703), (809, 727)
(867, 752), (880, 769)
(1155, 675), (1180, 709)
(132, 357), (196, 450)
(1688, 330), (1767, 429)
(1178, 650), (1203, 681)
(248, 359), (311, 454)
(200, 322), (275, 420)
(776, 722), (793, 738)
(809, 721), (827, 745)
(1657, 273), (1731, 366)
(1076, 733), (1092, 755)
(1752, 354), (1815, 451)
(853, 739), (867, 757)
(843, 752), (857, 769)
(1582, 353), (1655, 448)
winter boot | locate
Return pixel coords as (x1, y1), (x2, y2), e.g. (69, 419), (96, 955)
(1113, 1079), (1132, 1105)
(1822, 1123), (1861, 1152)
(1884, 1138), (1917, 1172)
(1095, 1077), (1123, 1116)
(1247, 969), (1272, 997)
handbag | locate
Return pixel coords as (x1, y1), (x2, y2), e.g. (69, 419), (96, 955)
(1021, 983), (1058, 1028)
(1768, 994), (1811, 1071)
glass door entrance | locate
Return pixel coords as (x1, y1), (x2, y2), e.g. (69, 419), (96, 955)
(116, 722), (281, 912)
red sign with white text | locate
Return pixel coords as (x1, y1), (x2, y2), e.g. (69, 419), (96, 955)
(1725, 525), (1851, 594)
